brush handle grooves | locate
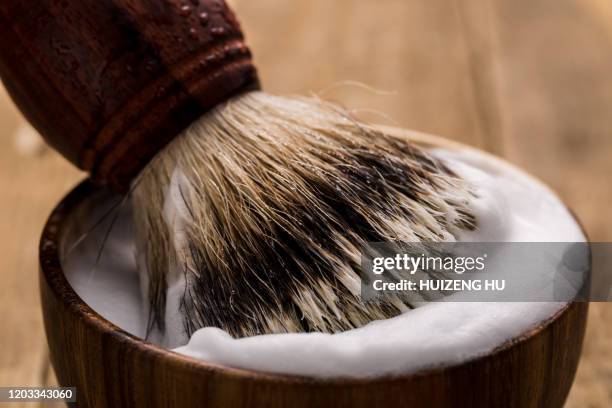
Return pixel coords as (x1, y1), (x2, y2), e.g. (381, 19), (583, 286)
(0, 0), (259, 191)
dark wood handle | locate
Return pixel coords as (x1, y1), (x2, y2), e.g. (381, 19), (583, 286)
(0, 0), (259, 191)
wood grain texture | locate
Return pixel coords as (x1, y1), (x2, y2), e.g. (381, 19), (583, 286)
(0, 0), (611, 406)
(452, 1), (612, 405)
(0, 93), (82, 406)
(39, 137), (588, 408)
(235, 0), (488, 149)
(0, 0), (259, 191)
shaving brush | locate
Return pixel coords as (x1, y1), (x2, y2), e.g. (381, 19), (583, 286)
(0, 0), (476, 339)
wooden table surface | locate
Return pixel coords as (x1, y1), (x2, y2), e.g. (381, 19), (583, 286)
(0, 0), (610, 406)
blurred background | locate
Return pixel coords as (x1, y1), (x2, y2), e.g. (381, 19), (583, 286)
(1, 0), (611, 406)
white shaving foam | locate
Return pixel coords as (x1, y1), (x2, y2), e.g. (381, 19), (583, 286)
(63, 147), (585, 378)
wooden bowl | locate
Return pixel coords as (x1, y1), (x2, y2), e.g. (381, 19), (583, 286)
(39, 132), (589, 408)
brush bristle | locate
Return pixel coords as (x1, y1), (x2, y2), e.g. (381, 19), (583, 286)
(132, 91), (477, 339)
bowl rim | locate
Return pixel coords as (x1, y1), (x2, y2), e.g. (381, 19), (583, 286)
(39, 129), (586, 386)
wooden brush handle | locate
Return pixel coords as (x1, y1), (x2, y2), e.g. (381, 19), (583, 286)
(0, 0), (259, 191)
